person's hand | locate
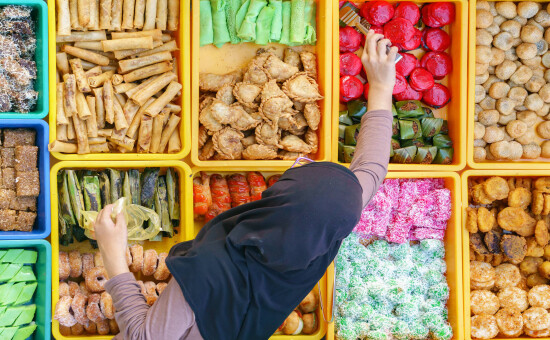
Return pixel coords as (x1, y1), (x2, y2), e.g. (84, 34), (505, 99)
(94, 204), (129, 278)
(361, 30), (398, 112)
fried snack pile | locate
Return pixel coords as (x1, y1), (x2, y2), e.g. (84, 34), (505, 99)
(474, 1), (550, 161)
(193, 171), (280, 222)
(50, 0), (181, 154)
(335, 235), (453, 340)
(274, 291), (319, 336)
(354, 178), (451, 243)
(54, 247), (171, 335)
(0, 128), (39, 232)
(467, 176), (550, 338)
(198, 47), (322, 160)
(0, 6), (38, 113)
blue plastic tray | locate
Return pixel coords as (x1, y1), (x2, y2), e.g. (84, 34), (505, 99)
(0, 239), (51, 340)
(0, 120), (50, 239)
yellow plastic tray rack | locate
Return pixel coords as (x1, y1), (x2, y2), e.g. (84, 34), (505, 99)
(47, 0), (191, 161)
(50, 160), (193, 340)
(326, 171), (464, 340)
(190, 0), (332, 168)
(331, 0), (468, 171)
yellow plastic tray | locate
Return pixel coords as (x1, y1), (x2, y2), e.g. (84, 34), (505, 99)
(190, 167), (328, 339)
(326, 171), (464, 340)
(190, 0), (332, 168)
(47, 0), (191, 161)
(50, 160), (193, 340)
(467, 0), (550, 169)
(331, 0), (467, 171)
(461, 169), (550, 340)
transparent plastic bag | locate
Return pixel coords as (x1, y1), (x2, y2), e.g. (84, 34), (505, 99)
(81, 197), (162, 241)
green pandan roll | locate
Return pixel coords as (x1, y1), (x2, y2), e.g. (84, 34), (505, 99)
(199, 0), (214, 46)
(235, 0), (251, 39)
(226, 0), (242, 43)
(211, 0), (231, 47)
(268, 0), (282, 42)
(290, 0), (306, 44)
(237, 0), (267, 41)
(256, 5), (275, 44)
(303, 0), (316, 45)
(278, 1), (292, 45)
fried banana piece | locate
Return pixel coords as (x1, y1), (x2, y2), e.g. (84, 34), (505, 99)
(483, 176), (510, 201)
(508, 187), (532, 209)
(534, 178), (550, 193)
(199, 71), (242, 92)
(535, 220), (550, 246)
(478, 207), (496, 232)
(501, 235), (527, 264)
(466, 207), (478, 233)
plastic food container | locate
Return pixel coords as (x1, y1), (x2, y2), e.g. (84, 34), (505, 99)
(327, 171), (464, 340)
(0, 239), (52, 340)
(191, 167), (328, 339)
(467, 0), (550, 169)
(50, 160), (192, 340)
(0, 119), (50, 240)
(47, 0), (190, 161)
(190, 0), (332, 168)
(461, 169), (549, 340)
(0, 0), (48, 119)
(331, 0), (467, 171)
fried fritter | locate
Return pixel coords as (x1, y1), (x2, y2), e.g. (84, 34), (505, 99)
(538, 261), (550, 280)
(527, 284), (550, 308)
(198, 139), (215, 161)
(483, 176), (510, 201)
(472, 184), (494, 205)
(495, 263), (522, 289)
(533, 190), (544, 215)
(466, 207), (479, 233)
(471, 233), (490, 255)
(484, 229), (502, 254)
(471, 290), (500, 315)
(544, 194), (550, 216)
(535, 220), (549, 246)
(478, 207), (496, 232)
(520, 257), (544, 276)
(471, 261), (496, 283)
(522, 307), (550, 331)
(495, 308), (523, 334)
(471, 314), (499, 339)
(497, 207), (536, 235)
(508, 187), (532, 209)
(498, 287), (529, 311)
(501, 235), (527, 264)
(534, 178), (550, 193)
(526, 237), (544, 257)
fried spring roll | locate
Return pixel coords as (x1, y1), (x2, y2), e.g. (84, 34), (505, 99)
(123, 99), (140, 124)
(125, 75), (159, 98)
(56, 83), (69, 125)
(56, 31), (107, 43)
(171, 57), (178, 81)
(88, 70), (116, 87)
(63, 45), (110, 66)
(115, 93), (127, 106)
(160, 33), (171, 42)
(127, 97), (154, 138)
(78, 0), (91, 27)
(67, 118), (76, 140)
(49, 140), (77, 153)
(88, 137), (107, 144)
(103, 80), (115, 124)
(150, 111), (165, 153)
(137, 115), (153, 152)
(167, 0), (179, 31)
(57, 52), (71, 75)
(108, 136), (135, 151)
(85, 66), (103, 78)
(130, 71), (175, 105)
(69, 0), (82, 30)
(111, 29), (162, 41)
(88, 0), (100, 29)
(73, 114), (90, 154)
(63, 74), (78, 117)
(134, 0), (146, 28)
(90, 143), (110, 152)
(74, 41), (104, 51)
(75, 90), (92, 119)
(86, 96), (99, 137)
(113, 95), (128, 130)
(111, 127), (127, 141)
(111, 0), (123, 31)
(158, 114), (180, 152)
(102, 36), (153, 52)
(155, 0), (167, 30)
(69, 58), (92, 93)
(99, 0), (112, 29)
(144, 81), (182, 117)
(121, 0), (136, 29)
(98, 129), (113, 137)
(123, 61), (172, 83)
(57, 125), (69, 142)
(111, 74), (124, 86)
(57, 0), (71, 36)
(81, 60), (100, 70)
(143, 0), (157, 30)
(167, 128), (180, 153)
(118, 51), (172, 74)
(114, 83), (137, 93)
(135, 40), (177, 58)
(93, 87), (105, 129)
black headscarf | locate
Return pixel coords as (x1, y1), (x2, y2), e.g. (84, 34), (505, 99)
(166, 162), (363, 340)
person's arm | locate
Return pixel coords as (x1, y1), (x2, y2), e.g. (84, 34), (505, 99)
(349, 31), (397, 207)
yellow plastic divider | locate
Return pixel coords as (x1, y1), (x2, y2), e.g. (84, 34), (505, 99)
(51, 160), (193, 340)
(461, 170), (550, 340)
(190, 167), (327, 340)
(467, 0), (550, 169)
(47, 0), (191, 161)
(331, 0), (467, 171)
(190, 0), (332, 168)
(326, 171), (464, 340)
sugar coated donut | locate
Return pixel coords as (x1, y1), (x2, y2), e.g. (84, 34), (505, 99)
(59, 325), (71, 336)
(86, 294), (105, 324)
(69, 251), (82, 278)
(126, 247), (132, 266)
(136, 280), (146, 295)
(144, 281), (156, 296)
(109, 319), (119, 334)
(59, 282), (70, 297)
(129, 244), (144, 273)
(153, 252), (170, 281)
(81, 253), (94, 278)
(142, 249), (158, 276)
(145, 295), (158, 306)
(79, 281), (90, 296)
(96, 319), (110, 335)
(71, 323), (84, 335)
(71, 292), (89, 326)
(68, 281), (80, 298)
(85, 266), (108, 293)
(100, 292), (115, 319)
(94, 252), (104, 267)
(54, 296), (77, 327)
(84, 322), (97, 335)
(156, 282), (168, 295)
(59, 252), (70, 281)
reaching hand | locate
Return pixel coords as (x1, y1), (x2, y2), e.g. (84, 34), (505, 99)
(95, 204), (130, 278)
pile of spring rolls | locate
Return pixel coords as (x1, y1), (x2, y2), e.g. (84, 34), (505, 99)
(200, 0), (317, 47)
(50, 0), (182, 155)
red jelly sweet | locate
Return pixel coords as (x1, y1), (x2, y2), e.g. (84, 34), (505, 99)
(421, 51), (452, 79)
(393, 83), (423, 101)
(409, 68), (435, 92)
(393, 2), (420, 25)
(394, 73), (407, 94)
(340, 26), (362, 53)
(361, 1), (394, 26)
(340, 53), (362, 76)
(422, 28), (451, 51)
(340, 75), (364, 102)
(395, 52), (418, 77)
(397, 27), (422, 51)
(384, 18), (415, 44)
(423, 83), (451, 108)
(422, 3), (455, 28)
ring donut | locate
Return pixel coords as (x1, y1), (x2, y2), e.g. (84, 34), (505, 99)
(84, 322), (97, 335)
(109, 319), (119, 334)
(81, 253), (94, 278)
(85, 266), (108, 293)
(136, 280), (146, 295)
(54, 296), (77, 327)
(59, 252), (70, 281)
(142, 249), (158, 276)
(59, 325), (71, 336)
(100, 292), (115, 319)
(69, 251), (82, 278)
(86, 294), (105, 324)
(79, 281), (90, 296)
(68, 281), (80, 298)
(126, 247), (132, 266)
(59, 282), (70, 297)
(153, 252), (170, 281)
(71, 292), (89, 326)
(156, 282), (168, 295)
(144, 281), (156, 296)
(94, 252), (104, 267)
(129, 244), (144, 273)
(71, 323), (84, 335)
(96, 319), (110, 335)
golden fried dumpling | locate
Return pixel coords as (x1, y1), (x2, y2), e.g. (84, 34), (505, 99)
(229, 104), (261, 131)
(264, 55), (300, 82)
(255, 122), (281, 147)
(243, 51), (273, 85)
(233, 82), (262, 108)
(282, 73), (323, 103)
(278, 150), (305, 160)
(304, 103), (320, 131)
(216, 83), (235, 105)
(199, 95), (215, 112)
(284, 48), (302, 69)
(199, 70), (242, 92)
(240, 135), (256, 148)
(198, 139), (215, 161)
(198, 125), (208, 149)
(280, 135), (312, 153)
(305, 128), (318, 154)
(259, 96), (293, 127)
(299, 51), (317, 79)
(199, 103), (223, 132)
(261, 79), (286, 102)
(206, 99), (241, 125)
(279, 112), (308, 136)
(242, 144), (278, 160)
(212, 127), (244, 160)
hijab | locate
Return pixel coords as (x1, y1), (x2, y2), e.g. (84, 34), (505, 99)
(166, 162), (363, 340)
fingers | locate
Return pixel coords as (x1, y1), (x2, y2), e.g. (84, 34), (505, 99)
(99, 204), (114, 223)
(367, 32), (384, 59)
(388, 46), (399, 63)
(377, 39), (391, 59)
(115, 212), (127, 230)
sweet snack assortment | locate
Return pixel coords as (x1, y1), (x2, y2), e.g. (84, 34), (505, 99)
(275, 290), (320, 335)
